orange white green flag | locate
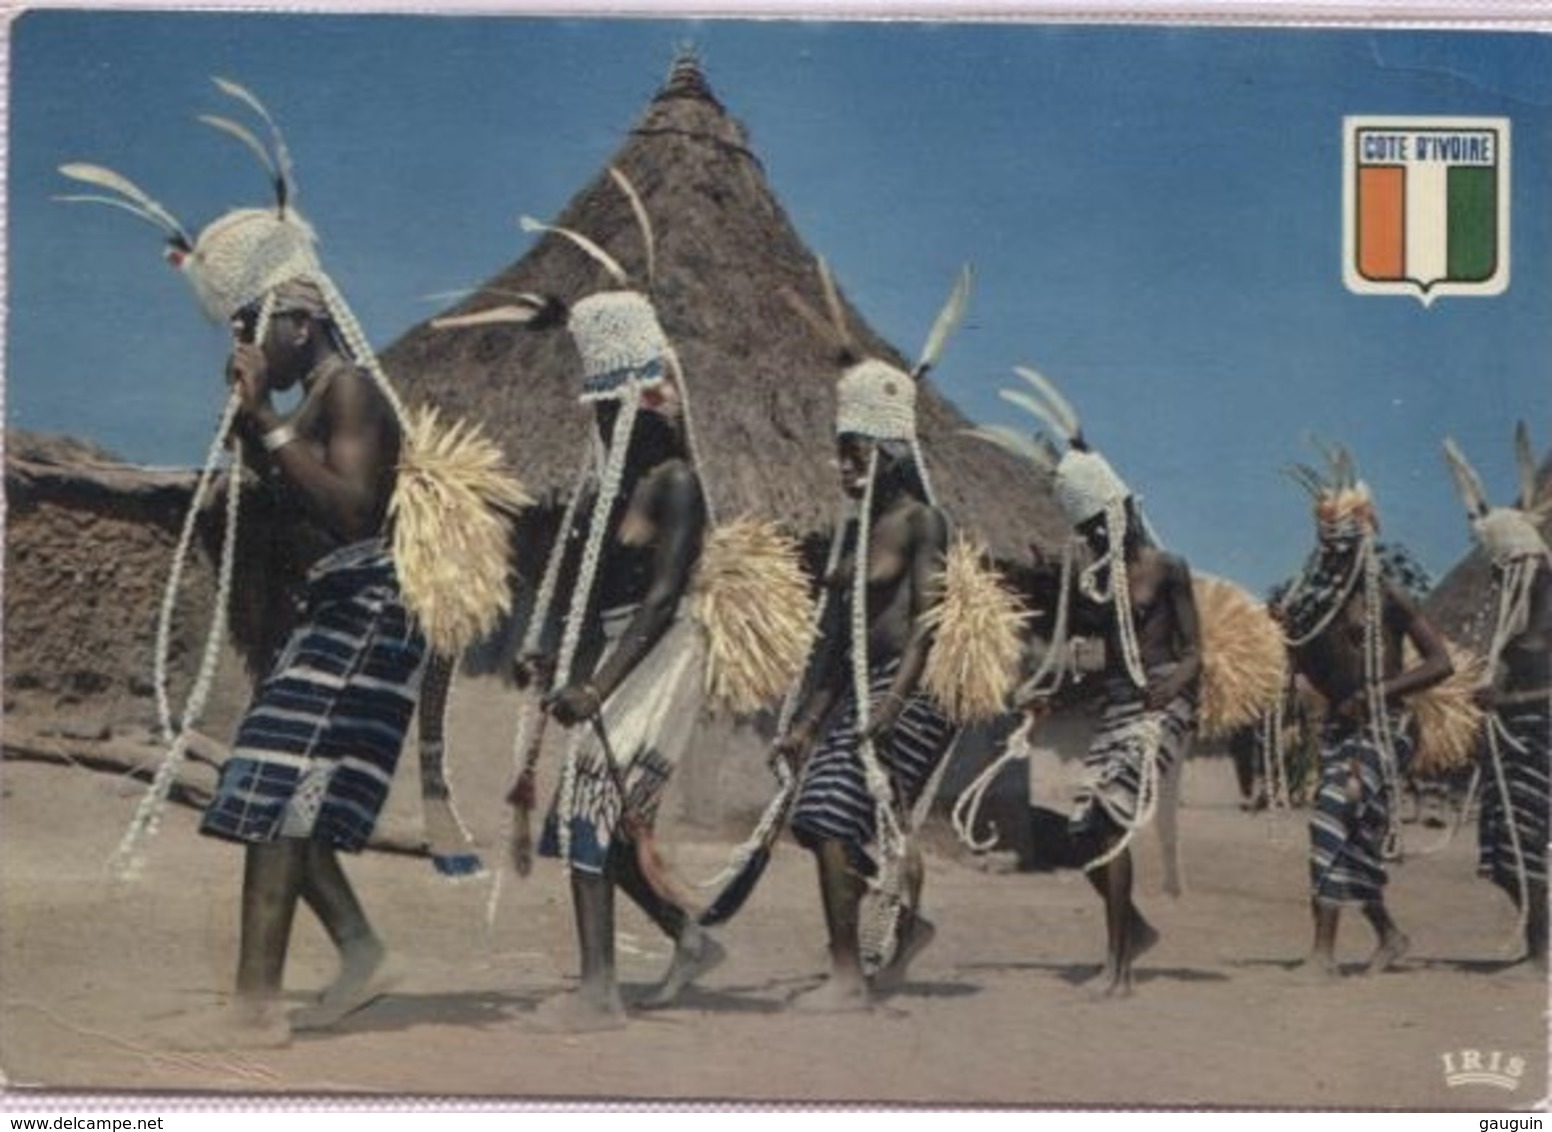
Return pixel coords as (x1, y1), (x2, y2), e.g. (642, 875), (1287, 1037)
(1343, 116), (1510, 305)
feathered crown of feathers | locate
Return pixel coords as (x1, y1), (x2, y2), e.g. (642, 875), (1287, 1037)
(967, 366), (1131, 527)
(1443, 422), (1551, 564)
(433, 166), (673, 403)
(1285, 439), (1378, 537)
(784, 261), (971, 444)
(59, 77), (318, 322)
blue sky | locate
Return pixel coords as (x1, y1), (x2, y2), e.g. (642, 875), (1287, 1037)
(7, 11), (1551, 594)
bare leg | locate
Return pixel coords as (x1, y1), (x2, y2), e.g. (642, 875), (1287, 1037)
(532, 870), (627, 1032)
(613, 839), (724, 1009)
(1360, 900), (1409, 974)
(1302, 899), (1341, 979)
(1526, 881), (1549, 973)
(791, 840), (870, 1012)
(236, 840), (305, 1004)
(871, 842), (937, 996)
(1080, 841), (1158, 982)
(1091, 841), (1137, 998)
(167, 842), (300, 1048)
(289, 842), (395, 1030)
(1157, 753), (1185, 897)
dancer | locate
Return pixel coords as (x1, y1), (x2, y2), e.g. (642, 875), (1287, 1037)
(62, 79), (525, 1044)
(1277, 446), (1452, 978)
(436, 169), (810, 1029)
(969, 367), (1201, 997)
(1443, 426), (1550, 971)
(777, 263), (1020, 1010)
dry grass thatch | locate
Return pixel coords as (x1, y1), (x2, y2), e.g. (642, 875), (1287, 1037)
(379, 58), (1067, 563)
(390, 406), (532, 657)
(1406, 639), (1487, 779)
(691, 517), (815, 716)
(920, 538), (1030, 723)
(1194, 574), (1287, 742)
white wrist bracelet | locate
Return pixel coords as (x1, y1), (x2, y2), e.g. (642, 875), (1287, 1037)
(261, 423), (298, 453)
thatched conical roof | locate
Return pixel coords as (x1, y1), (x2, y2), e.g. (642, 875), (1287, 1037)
(381, 55), (1065, 561)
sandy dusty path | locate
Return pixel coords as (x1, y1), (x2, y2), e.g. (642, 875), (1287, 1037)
(1, 677), (1547, 1109)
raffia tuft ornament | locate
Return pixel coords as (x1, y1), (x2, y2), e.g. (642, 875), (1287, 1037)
(691, 519), (815, 715)
(392, 406), (533, 655)
(1405, 639), (1487, 777)
(64, 78), (527, 880)
(1192, 574), (1287, 742)
(920, 537), (1030, 723)
(436, 167), (813, 902)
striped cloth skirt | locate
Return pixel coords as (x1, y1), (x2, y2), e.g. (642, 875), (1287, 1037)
(791, 659), (955, 873)
(540, 610), (706, 875)
(1308, 712), (1411, 907)
(200, 538), (427, 852)
(1478, 699), (1550, 899)
(1069, 670), (1196, 838)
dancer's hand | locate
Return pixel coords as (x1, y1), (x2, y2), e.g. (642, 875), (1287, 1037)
(514, 652), (555, 691)
(546, 682), (602, 726)
(1144, 676), (1181, 712)
(1018, 697), (1053, 725)
(864, 692), (905, 744)
(226, 343), (274, 418)
(1471, 685), (1498, 710)
(1336, 687), (1369, 722)
(772, 722), (817, 773)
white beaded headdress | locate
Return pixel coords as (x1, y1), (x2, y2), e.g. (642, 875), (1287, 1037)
(968, 366), (1150, 689)
(835, 359), (919, 442)
(1443, 425), (1551, 568)
(1442, 425), (1551, 673)
(63, 77), (526, 879)
(437, 167), (714, 870)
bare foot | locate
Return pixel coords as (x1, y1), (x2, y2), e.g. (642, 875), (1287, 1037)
(526, 986), (628, 1033)
(1293, 954), (1341, 983)
(164, 999), (291, 1050)
(1364, 931), (1410, 975)
(870, 917), (936, 997)
(790, 973), (872, 1014)
(1087, 966), (1135, 1000)
(638, 927), (727, 1010)
(1131, 917), (1160, 961)
(291, 939), (400, 1032)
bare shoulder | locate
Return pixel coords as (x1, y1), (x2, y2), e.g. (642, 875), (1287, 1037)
(908, 500), (950, 550)
(1144, 547), (1193, 585)
(318, 361), (391, 424)
(643, 456), (704, 507)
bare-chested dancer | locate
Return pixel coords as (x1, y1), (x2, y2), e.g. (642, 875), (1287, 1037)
(203, 280), (421, 1042)
(1444, 428), (1551, 972)
(1277, 449), (1452, 978)
(436, 224), (726, 1029)
(63, 83), (531, 1047)
(1065, 497), (1201, 997)
(969, 369), (1200, 998)
(778, 364), (954, 1014)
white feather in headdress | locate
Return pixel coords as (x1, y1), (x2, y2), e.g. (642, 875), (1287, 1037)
(914, 265), (972, 378)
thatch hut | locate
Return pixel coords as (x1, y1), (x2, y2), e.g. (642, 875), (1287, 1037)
(6, 57), (1070, 837)
(381, 55), (1067, 575)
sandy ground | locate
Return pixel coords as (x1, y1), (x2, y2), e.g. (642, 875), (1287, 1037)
(1, 676), (1548, 1110)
